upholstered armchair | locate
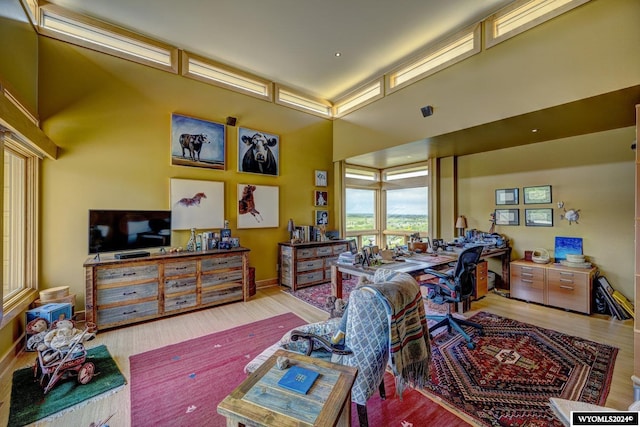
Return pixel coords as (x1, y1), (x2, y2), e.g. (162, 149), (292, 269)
(245, 269), (431, 427)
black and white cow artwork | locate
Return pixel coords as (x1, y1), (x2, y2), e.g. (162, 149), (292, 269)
(241, 133), (278, 175)
(179, 133), (209, 162)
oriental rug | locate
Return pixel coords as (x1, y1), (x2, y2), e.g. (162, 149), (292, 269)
(423, 311), (618, 427)
(8, 344), (125, 427)
(128, 312), (468, 427)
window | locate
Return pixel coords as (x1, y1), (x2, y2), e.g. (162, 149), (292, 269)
(3, 133), (38, 311)
(385, 187), (428, 247)
(345, 188), (377, 249)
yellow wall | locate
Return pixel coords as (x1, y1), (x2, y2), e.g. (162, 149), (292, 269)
(37, 37), (334, 309)
(457, 126), (636, 297)
(0, 0), (38, 115)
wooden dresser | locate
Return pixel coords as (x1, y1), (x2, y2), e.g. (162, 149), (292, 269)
(279, 240), (349, 291)
(510, 259), (596, 314)
(84, 248), (250, 330)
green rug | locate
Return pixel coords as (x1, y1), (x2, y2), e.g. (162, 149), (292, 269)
(8, 344), (126, 427)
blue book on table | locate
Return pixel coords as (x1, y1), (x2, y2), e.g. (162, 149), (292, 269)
(277, 366), (320, 394)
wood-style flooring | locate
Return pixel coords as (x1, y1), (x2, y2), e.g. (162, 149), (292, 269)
(0, 287), (634, 426)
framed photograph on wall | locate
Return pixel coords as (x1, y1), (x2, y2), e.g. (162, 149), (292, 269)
(237, 184), (279, 228)
(525, 208), (554, 227)
(314, 190), (328, 206)
(170, 178), (224, 229)
(315, 170), (328, 187)
(523, 185), (552, 204)
(237, 127), (279, 176)
(315, 210), (329, 226)
(171, 113), (226, 170)
(495, 208), (519, 226)
(495, 188), (519, 205)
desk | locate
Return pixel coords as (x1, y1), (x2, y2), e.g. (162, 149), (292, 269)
(331, 255), (456, 299)
(331, 247), (512, 299)
(217, 349), (357, 427)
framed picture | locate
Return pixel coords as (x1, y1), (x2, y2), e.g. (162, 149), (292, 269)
(495, 188), (519, 205)
(314, 190), (328, 206)
(315, 210), (329, 226)
(170, 178), (225, 230)
(237, 184), (279, 228)
(315, 170), (328, 187)
(525, 208), (554, 227)
(494, 209), (519, 226)
(523, 185), (552, 204)
(554, 236), (583, 261)
(171, 113), (226, 170)
(238, 127), (279, 176)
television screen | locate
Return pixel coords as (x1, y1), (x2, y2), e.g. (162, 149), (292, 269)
(89, 210), (171, 254)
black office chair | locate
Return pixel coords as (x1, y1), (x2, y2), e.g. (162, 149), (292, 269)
(422, 245), (485, 349)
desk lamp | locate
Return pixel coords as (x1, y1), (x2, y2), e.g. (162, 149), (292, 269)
(456, 215), (468, 238)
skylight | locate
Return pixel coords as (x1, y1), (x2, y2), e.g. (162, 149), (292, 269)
(275, 86), (332, 117)
(334, 79), (383, 117)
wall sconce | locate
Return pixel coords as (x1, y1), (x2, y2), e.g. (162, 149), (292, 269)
(456, 215), (468, 237)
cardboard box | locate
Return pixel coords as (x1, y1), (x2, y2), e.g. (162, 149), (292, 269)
(25, 303), (73, 352)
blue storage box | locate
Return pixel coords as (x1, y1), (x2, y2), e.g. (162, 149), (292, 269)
(25, 303), (73, 351)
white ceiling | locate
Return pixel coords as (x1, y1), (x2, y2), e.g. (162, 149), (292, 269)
(44, 0), (515, 101)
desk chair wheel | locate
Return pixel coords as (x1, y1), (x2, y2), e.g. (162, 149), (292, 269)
(467, 342), (476, 350)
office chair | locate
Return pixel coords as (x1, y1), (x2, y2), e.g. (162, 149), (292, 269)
(422, 245), (485, 349)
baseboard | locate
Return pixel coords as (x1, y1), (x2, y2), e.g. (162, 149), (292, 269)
(0, 333), (25, 380)
(256, 278), (279, 288)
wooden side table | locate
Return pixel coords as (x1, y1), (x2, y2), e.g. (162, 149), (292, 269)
(218, 349), (357, 427)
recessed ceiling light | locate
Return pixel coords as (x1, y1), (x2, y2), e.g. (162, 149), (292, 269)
(334, 52), (342, 57)
(531, 128), (538, 133)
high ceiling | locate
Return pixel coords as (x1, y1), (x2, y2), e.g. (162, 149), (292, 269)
(43, 0), (515, 101)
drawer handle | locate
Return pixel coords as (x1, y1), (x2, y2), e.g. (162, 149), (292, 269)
(123, 310), (138, 315)
(521, 279), (533, 284)
(521, 267), (533, 271)
(123, 291), (137, 296)
(176, 300), (189, 306)
(521, 272), (533, 278)
(175, 266), (189, 270)
(559, 271), (574, 276)
(560, 278), (574, 283)
(559, 285), (574, 290)
(172, 282), (190, 288)
(123, 272), (137, 277)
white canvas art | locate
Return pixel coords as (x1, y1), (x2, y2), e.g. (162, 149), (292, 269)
(171, 179), (224, 230)
(237, 184), (279, 228)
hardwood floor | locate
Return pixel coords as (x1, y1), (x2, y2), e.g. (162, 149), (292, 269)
(0, 287), (634, 426)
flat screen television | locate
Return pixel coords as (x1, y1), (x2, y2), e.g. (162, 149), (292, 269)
(89, 209), (171, 254)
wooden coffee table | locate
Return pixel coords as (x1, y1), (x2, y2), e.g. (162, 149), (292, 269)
(217, 349), (357, 426)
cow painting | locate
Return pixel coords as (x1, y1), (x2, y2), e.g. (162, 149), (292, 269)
(238, 185), (263, 222)
(179, 133), (209, 162)
(240, 131), (278, 175)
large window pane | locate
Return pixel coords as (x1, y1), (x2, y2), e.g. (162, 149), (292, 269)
(3, 148), (26, 301)
(386, 187), (428, 233)
(345, 188), (375, 231)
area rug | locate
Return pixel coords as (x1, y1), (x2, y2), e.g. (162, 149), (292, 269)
(8, 344), (126, 427)
(423, 311), (618, 427)
(129, 311), (469, 427)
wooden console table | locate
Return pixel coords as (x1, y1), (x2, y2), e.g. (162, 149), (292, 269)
(217, 349), (357, 426)
(84, 248), (250, 330)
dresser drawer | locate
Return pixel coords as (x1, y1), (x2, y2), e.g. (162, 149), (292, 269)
(201, 255), (243, 271)
(547, 269), (590, 313)
(202, 285), (243, 305)
(332, 244), (348, 254)
(511, 264), (544, 282)
(97, 300), (158, 326)
(201, 270), (243, 288)
(164, 293), (197, 312)
(297, 258), (324, 272)
(97, 282), (158, 306)
(316, 246), (333, 256)
(96, 264), (158, 285)
(164, 276), (197, 294)
(296, 248), (316, 258)
(297, 270), (324, 285)
(164, 260), (196, 276)
(510, 276), (544, 304)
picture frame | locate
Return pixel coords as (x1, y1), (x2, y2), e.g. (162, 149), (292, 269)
(237, 127), (279, 176)
(495, 188), (519, 205)
(315, 210), (329, 226)
(170, 178), (225, 230)
(525, 208), (554, 227)
(523, 185), (552, 204)
(315, 170), (328, 187)
(314, 190), (328, 206)
(494, 208), (519, 226)
(237, 184), (279, 228)
(171, 113), (226, 170)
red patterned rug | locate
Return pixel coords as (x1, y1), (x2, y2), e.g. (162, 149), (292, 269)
(424, 311), (618, 427)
